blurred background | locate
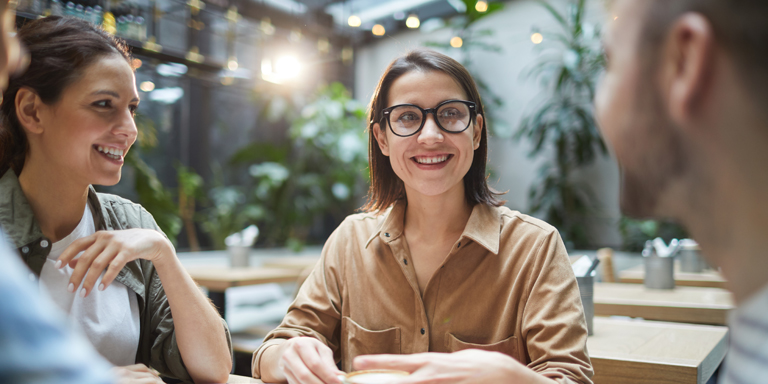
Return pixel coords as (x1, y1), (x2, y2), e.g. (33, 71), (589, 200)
(14, 0), (686, 253)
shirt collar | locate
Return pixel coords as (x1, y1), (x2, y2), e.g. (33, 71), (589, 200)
(364, 199), (501, 255)
(365, 199), (406, 248)
(0, 169), (105, 249)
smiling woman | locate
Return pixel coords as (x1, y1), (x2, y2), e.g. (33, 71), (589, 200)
(0, 16), (232, 383)
(253, 49), (594, 384)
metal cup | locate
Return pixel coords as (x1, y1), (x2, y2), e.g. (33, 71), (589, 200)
(228, 245), (250, 268)
(576, 273), (594, 336)
(679, 249), (704, 273)
(644, 254), (675, 289)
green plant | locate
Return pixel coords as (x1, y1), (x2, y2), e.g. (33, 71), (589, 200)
(126, 113), (182, 244)
(176, 163), (204, 251)
(220, 82), (369, 250)
(619, 218), (688, 252)
(424, 0), (508, 137)
(515, 0), (607, 248)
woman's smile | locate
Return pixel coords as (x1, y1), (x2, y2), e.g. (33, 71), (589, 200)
(93, 144), (127, 164)
(412, 153), (453, 170)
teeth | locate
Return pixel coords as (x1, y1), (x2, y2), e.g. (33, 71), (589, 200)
(415, 155), (448, 164)
(96, 146), (124, 158)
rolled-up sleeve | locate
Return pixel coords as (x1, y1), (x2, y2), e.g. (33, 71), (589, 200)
(522, 230), (593, 384)
(252, 227), (345, 378)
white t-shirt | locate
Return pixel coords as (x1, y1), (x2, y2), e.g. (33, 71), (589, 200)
(720, 283), (768, 384)
(39, 203), (141, 366)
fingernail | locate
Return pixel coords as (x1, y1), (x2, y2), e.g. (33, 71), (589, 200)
(54, 260), (62, 268)
(98, 283), (105, 291)
(79, 288), (86, 298)
(67, 283), (74, 292)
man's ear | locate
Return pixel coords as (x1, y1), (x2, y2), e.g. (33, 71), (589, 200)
(472, 114), (484, 150)
(661, 13), (715, 125)
(372, 123), (390, 156)
(15, 87), (45, 135)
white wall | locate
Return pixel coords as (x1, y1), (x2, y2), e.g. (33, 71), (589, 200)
(354, 0), (622, 247)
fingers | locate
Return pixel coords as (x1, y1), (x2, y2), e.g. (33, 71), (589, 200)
(281, 339), (342, 384)
(66, 238), (108, 297)
(114, 364), (162, 384)
(281, 347), (325, 384)
(297, 343), (343, 384)
(353, 354), (425, 373)
(80, 243), (121, 297)
(56, 234), (97, 269)
(99, 250), (128, 289)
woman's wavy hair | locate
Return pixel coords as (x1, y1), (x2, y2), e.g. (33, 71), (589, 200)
(0, 16), (131, 176)
(362, 48), (505, 213)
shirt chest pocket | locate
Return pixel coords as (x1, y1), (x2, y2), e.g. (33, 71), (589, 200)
(341, 316), (401, 371)
(445, 333), (521, 363)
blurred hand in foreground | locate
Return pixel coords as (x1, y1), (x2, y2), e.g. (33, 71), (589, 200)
(113, 364), (163, 384)
(354, 349), (555, 384)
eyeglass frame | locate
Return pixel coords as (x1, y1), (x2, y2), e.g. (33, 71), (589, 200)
(381, 99), (477, 137)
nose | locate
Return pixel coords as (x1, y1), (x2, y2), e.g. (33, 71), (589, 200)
(417, 113), (444, 145)
(113, 108), (138, 144)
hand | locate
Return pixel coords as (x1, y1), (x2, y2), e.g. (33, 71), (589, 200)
(278, 337), (344, 384)
(56, 229), (173, 298)
(113, 364), (164, 384)
(353, 350), (551, 384)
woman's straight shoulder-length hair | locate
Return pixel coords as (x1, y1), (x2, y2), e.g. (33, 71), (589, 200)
(362, 48), (505, 213)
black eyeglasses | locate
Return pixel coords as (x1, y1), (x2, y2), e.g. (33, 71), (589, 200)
(381, 99), (477, 137)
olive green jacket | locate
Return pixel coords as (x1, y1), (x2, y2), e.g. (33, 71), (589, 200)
(0, 170), (232, 383)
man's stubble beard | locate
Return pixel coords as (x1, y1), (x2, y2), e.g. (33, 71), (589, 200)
(618, 76), (688, 220)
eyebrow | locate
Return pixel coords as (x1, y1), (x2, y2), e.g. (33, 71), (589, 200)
(91, 90), (140, 103)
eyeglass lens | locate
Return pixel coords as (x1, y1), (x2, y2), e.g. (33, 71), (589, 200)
(388, 101), (471, 136)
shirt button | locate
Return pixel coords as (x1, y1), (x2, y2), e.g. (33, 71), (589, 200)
(403, 259), (408, 265)
(28, 273), (36, 282)
(385, 233), (390, 237)
(457, 242), (461, 248)
(21, 246), (29, 254)
(420, 328), (426, 335)
(40, 239), (49, 248)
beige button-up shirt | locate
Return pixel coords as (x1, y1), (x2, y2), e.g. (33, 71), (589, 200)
(253, 201), (593, 383)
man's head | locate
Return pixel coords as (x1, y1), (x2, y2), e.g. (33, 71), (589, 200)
(595, 0), (768, 218)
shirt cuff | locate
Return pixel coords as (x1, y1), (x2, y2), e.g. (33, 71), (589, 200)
(252, 339), (286, 379)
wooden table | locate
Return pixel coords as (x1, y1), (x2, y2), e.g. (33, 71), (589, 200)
(227, 374), (262, 383)
(185, 266), (302, 318)
(589, 317), (728, 384)
(594, 283), (734, 325)
(261, 256), (320, 271)
(618, 262), (727, 289)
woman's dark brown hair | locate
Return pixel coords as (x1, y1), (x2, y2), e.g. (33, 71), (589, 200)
(0, 16), (131, 176)
(363, 48), (505, 213)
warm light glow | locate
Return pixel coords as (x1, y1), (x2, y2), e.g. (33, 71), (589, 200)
(348, 15), (361, 27)
(261, 18), (275, 35)
(139, 81), (155, 92)
(261, 55), (301, 84)
(221, 76), (233, 86)
(318, 38), (330, 53)
(450, 36), (463, 48)
(372, 24), (385, 36)
(475, 1), (488, 12)
(531, 32), (543, 44)
(227, 58), (238, 71)
(406, 14), (420, 29)
(614, 16), (618, 20)
(132, 58), (142, 69)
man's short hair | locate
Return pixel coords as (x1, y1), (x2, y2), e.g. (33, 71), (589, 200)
(641, 0), (768, 103)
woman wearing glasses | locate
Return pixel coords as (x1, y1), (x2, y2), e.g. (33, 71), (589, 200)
(253, 49), (592, 384)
